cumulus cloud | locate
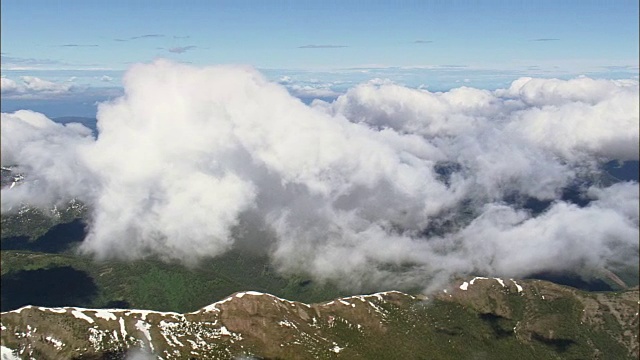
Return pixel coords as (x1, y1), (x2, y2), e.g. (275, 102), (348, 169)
(278, 76), (292, 84)
(1, 110), (95, 210)
(276, 76), (341, 98)
(1, 76), (75, 98)
(286, 84), (340, 98)
(1, 60), (637, 292)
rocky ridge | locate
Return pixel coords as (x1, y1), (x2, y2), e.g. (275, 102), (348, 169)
(1, 277), (638, 359)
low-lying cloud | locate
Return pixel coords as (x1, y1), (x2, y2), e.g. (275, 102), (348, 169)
(1, 60), (638, 292)
(1, 76), (75, 98)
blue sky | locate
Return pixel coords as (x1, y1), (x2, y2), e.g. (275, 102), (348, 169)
(1, 0), (638, 116)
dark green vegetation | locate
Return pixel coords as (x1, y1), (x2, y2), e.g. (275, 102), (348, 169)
(0, 200), (86, 241)
(0, 248), (350, 313)
(0, 203), (350, 313)
(2, 219), (86, 253)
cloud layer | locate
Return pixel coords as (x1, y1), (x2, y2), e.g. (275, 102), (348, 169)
(1, 76), (75, 98)
(1, 60), (638, 291)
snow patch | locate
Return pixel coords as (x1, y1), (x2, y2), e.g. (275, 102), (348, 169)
(278, 320), (293, 328)
(46, 308), (67, 314)
(200, 296), (233, 312)
(93, 310), (117, 321)
(5, 305), (31, 314)
(45, 336), (64, 350)
(1, 346), (20, 360)
(460, 282), (469, 291)
(511, 279), (523, 293)
(88, 327), (106, 350)
(71, 310), (95, 323)
(469, 277), (488, 285)
(119, 317), (127, 340)
(467, 277), (508, 288)
(236, 291), (264, 298)
(135, 320), (154, 352)
(219, 326), (231, 336)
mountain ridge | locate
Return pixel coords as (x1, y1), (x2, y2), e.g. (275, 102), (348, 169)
(2, 277), (638, 359)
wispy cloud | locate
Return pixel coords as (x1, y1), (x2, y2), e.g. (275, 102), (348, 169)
(413, 40), (433, 44)
(298, 44), (348, 49)
(115, 34), (165, 42)
(532, 38), (560, 42)
(601, 65), (637, 71)
(1, 55), (65, 68)
(0, 55), (107, 70)
(131, 34), (164, 40)
(398, 64), (469, 70)
(60, 44), (99, 47)
(167, 45), (197, 54)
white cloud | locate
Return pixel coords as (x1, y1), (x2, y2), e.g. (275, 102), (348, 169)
(275, 76), (341, 98)
(1, 110), (95, 210)
(1, 60), (637, 291)
(0, 77), (20, 93)
(286, 84), (340, 98)
(1, 76), (75, 98)
(277, 76), (292, 84)
(456, 199), (638, 280)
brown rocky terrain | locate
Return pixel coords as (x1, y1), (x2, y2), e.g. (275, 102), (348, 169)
(1, 277), (638, 360)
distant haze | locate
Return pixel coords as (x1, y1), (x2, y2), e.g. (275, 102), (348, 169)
(1, 60), (638, 292)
